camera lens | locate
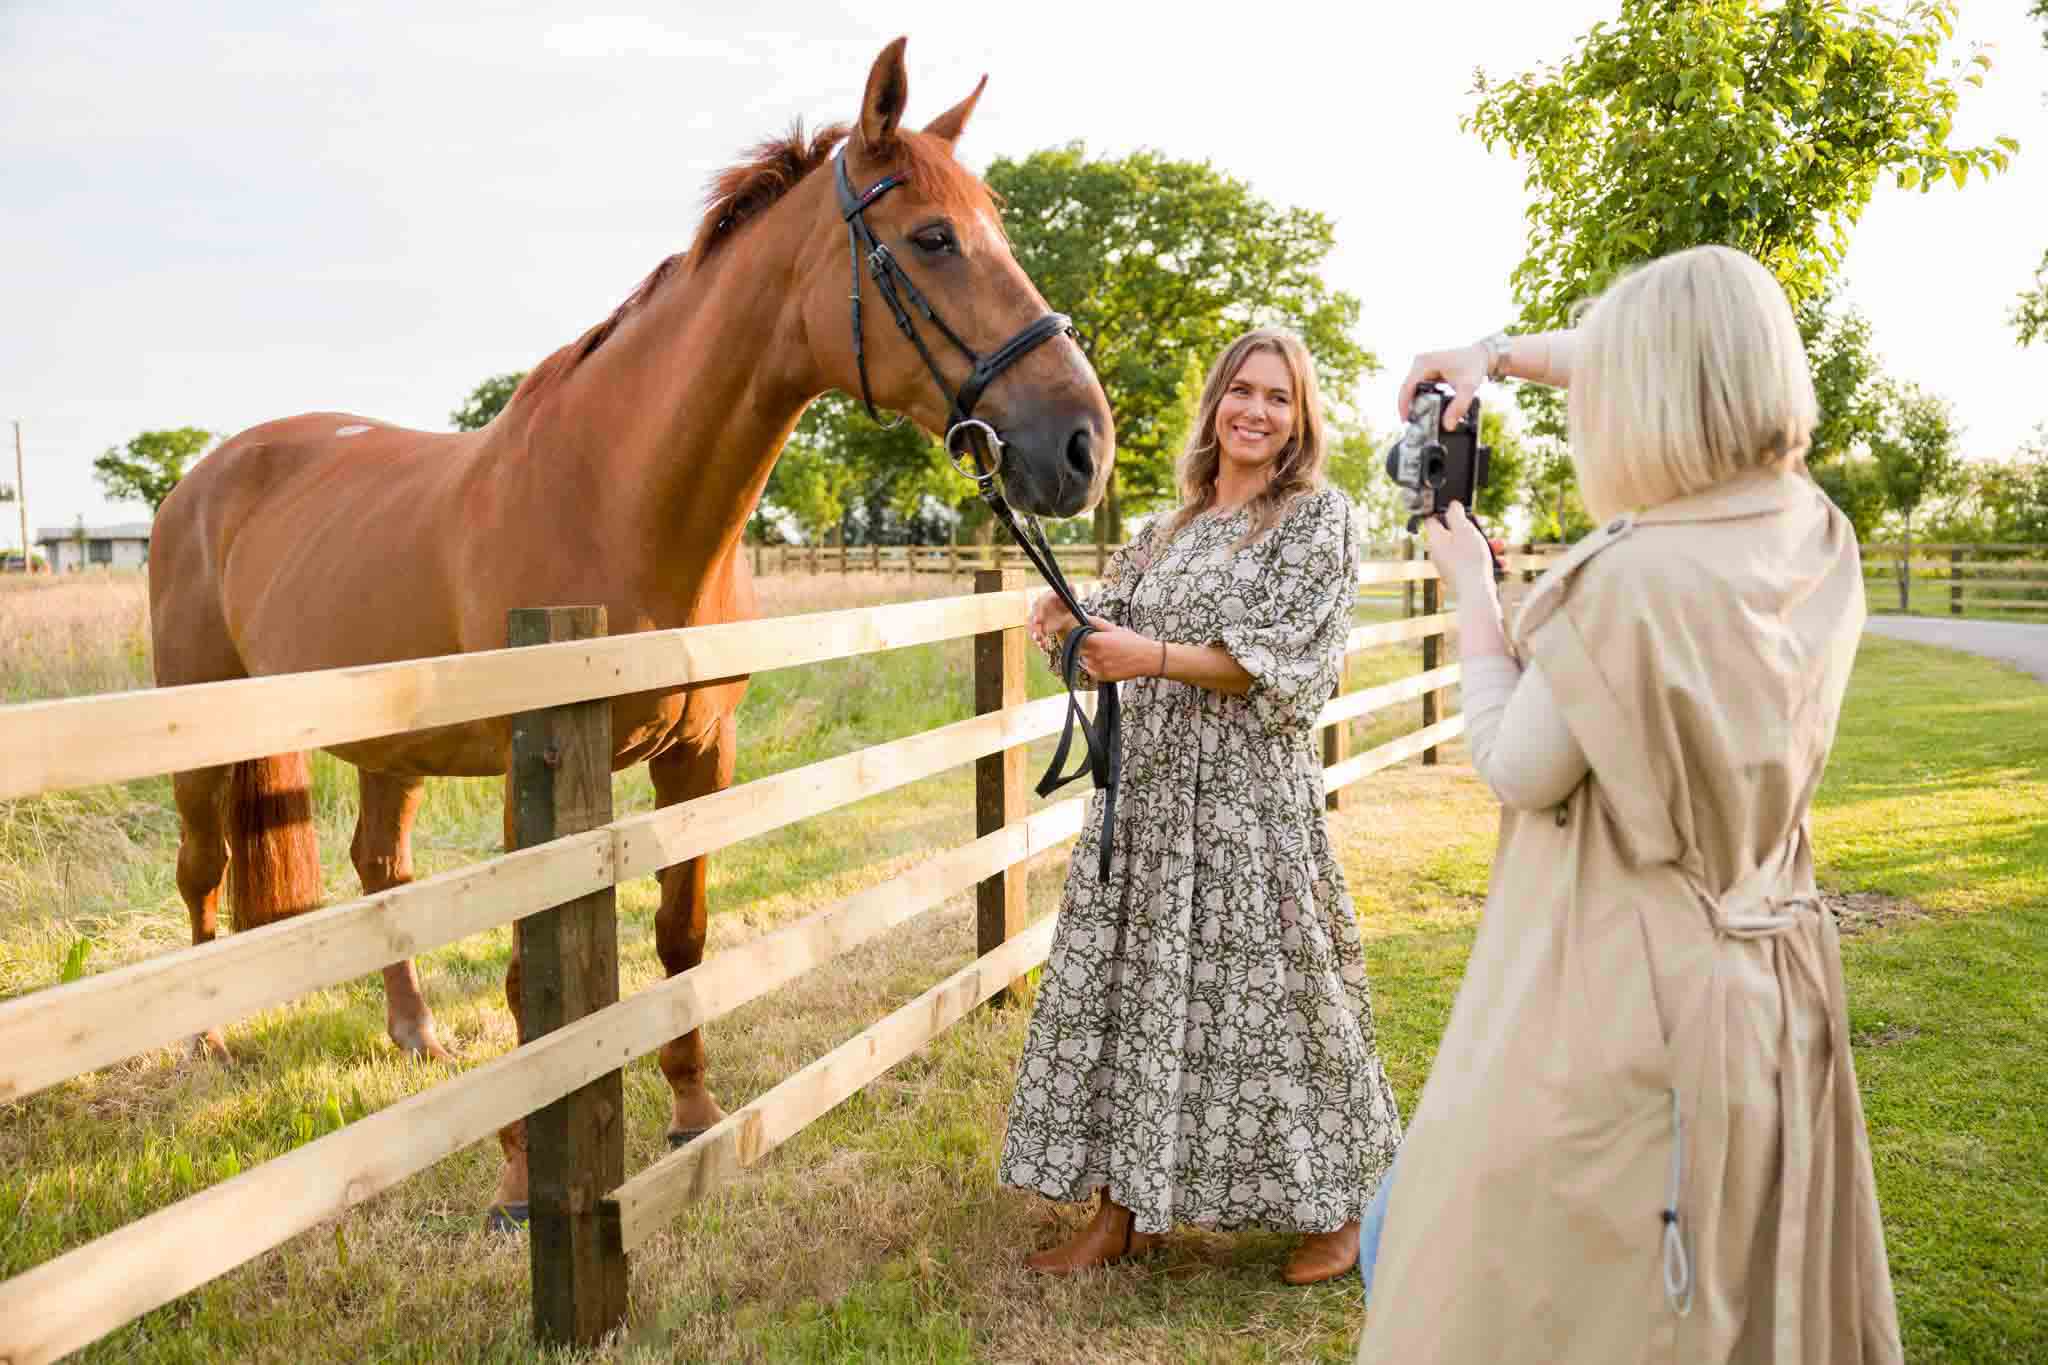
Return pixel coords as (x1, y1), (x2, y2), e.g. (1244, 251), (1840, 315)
(1423, 443), (1446, 487)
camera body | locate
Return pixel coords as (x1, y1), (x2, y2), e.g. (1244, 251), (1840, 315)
(1384, 383), (1491, 534)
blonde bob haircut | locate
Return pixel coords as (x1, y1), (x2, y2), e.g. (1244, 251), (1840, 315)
(1160, 328), (1330, 546)
(1567, 244), (1817, 523)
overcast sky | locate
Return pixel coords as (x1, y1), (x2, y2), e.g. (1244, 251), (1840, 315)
(4, 1), (2044, 545)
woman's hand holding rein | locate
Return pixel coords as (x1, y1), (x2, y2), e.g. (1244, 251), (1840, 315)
(1027, 590), (1255, 695)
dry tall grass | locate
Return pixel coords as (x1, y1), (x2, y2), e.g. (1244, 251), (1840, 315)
(0, 572), (153, 701)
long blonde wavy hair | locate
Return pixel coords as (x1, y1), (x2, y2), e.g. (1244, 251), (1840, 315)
(1158, 328), (1330, 547)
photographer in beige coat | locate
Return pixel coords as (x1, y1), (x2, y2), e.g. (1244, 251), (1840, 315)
(1357, 245), (1901, 1363)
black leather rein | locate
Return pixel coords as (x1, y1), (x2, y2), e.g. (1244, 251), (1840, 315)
(833, 146), (1122, 881)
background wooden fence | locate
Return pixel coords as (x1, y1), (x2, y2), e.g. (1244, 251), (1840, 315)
(1858, 543), (2048, 616)
(0, 548), (1556, 1363)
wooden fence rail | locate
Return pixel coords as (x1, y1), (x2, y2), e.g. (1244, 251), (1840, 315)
(1860, 545), (2048, 615)
(0, 545), (1554, 1363)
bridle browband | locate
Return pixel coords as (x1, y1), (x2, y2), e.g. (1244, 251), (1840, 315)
(834, 145), (1122, 881)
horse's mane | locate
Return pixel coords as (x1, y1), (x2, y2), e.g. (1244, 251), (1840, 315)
(510, 118), (992, 406)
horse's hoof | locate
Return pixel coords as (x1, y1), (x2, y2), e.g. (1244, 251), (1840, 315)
(485, 1202), (529, 1233)
(666, 1128), (710, 1150)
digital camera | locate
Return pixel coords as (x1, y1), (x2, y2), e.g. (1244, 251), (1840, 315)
(1384, 383), (1490, 534)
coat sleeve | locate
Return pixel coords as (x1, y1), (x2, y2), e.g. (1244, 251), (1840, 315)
(1217, 488), (1360, 738)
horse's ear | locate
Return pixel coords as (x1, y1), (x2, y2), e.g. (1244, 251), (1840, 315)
(923, 74), (987, 146)
(858, 36), (910, 155)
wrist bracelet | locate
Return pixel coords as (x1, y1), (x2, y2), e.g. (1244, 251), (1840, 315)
(1479, 330), (1513, 383)
(1157, 639), (1168, 677)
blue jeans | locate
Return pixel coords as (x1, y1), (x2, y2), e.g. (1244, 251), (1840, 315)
(1358, 1150), (1398, 1299)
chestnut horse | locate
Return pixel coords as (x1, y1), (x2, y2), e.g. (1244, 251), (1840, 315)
(147, 37), (1112, 1217)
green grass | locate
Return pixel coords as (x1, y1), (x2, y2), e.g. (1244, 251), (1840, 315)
(0, 583), (2042, 1361)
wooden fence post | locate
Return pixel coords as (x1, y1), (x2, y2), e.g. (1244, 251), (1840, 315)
(1402, 536), (1417, 620)
(1421, 554), (1441, 767)
(1324, 648), (1352, 813)
(974, 570), (1029, 1007)
(507, 606), (625, 1351)
(1951, 547), (1963, 617)
(752, 539), (763, 577)
(872, 542), (882, 573)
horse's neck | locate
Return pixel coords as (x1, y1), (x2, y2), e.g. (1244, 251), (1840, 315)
(522, 199), (824, 607)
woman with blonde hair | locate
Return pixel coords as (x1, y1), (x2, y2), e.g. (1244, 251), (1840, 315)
(1357, 244), (1900, 1361)
(998, 328), (1402, 1285)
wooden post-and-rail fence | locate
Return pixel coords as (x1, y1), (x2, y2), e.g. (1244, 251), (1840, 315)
(1853, 543), (2048, 617)
(0, 545), (1553, 1363)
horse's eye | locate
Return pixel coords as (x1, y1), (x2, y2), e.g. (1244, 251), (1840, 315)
(912, 227), (957, 256)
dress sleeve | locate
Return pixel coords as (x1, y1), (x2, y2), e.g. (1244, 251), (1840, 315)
(1461, 656), (1590, 811)
(1037, 521), (1159, 685)
(1217, 488), (1360, 738)
(1081, 520), (1159, 627)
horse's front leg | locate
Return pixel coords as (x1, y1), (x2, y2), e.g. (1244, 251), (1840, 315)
(652, 709), (739, 1146)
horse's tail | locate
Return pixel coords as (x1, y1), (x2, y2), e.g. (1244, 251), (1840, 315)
(226, 753), (323, 932)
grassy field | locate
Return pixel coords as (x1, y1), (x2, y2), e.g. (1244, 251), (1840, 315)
(1, 572), (2043, 1362)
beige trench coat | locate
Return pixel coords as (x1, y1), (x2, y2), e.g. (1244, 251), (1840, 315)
(1357, 471), (1902, 1364)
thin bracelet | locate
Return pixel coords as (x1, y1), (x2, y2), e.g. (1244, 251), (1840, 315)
(1157, 639), (1168, 677)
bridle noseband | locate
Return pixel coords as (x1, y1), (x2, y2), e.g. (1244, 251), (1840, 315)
(834, 145), (1123, 882)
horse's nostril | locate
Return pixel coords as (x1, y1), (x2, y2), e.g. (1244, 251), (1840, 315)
(1065, 426), (1095, 479)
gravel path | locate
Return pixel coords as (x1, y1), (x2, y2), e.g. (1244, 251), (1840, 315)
(1864, 615), (2048, 686)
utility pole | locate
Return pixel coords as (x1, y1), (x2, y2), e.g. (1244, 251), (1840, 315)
(11, 421), (27, 572)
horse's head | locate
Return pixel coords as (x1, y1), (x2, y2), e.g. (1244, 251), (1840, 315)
(800, 39), (1114, 520)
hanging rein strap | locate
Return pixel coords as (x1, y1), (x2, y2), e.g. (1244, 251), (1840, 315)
(834, 146), (1120, 880)
(955, 440), (1122, 882)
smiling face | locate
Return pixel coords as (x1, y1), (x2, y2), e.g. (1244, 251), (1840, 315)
(1214, 347), (1298, 478)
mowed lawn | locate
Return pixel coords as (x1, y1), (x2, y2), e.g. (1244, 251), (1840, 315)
(0, 572), (2043, 1362)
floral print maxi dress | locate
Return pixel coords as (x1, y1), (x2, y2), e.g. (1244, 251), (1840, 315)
(998, 487), (1403, 1236)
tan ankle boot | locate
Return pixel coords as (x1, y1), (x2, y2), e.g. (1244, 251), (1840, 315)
(1281, 1218), (1359, 1285)
(1025, 1191), (1162, 1274)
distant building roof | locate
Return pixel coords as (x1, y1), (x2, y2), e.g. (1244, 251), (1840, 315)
(35, 522), (154, 543)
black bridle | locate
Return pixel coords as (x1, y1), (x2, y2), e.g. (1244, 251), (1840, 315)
(834, 146), (1122, 881)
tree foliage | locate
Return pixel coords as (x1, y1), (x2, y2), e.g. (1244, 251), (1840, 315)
(1468, 0), (2013, 330)
(1798, 288), (1885, 466)
(1925, 424), (2048, 543)
(984, 144), (1376, 537)
(1465, 0), (2011, 540)
(2014, 251), (2048, 349)
(451, 372), (527, 432)
(92, 427), (213, 513)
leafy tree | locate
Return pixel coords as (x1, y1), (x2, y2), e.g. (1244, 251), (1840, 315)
(1937, 425), (2048, 543)
(758, 422), (858, 546)
(1324, 421), (1407, 552)
(751, 394), (961, 547)
(2016, 4), (2047, 344)
(92, 427), (212, 513)
(1811, 455), (1888, 540)
(1470, 0), (2012, 327)
(1467, 0), (2012, 529)
(1798, 288), (1885, 467)
(450, 371), (527, 432)
(1523, 441), (1599, 544)
(2015, 252), (2048, 348)
(1869, 381), (1962, 605)
(984, 144), (1376, 541)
